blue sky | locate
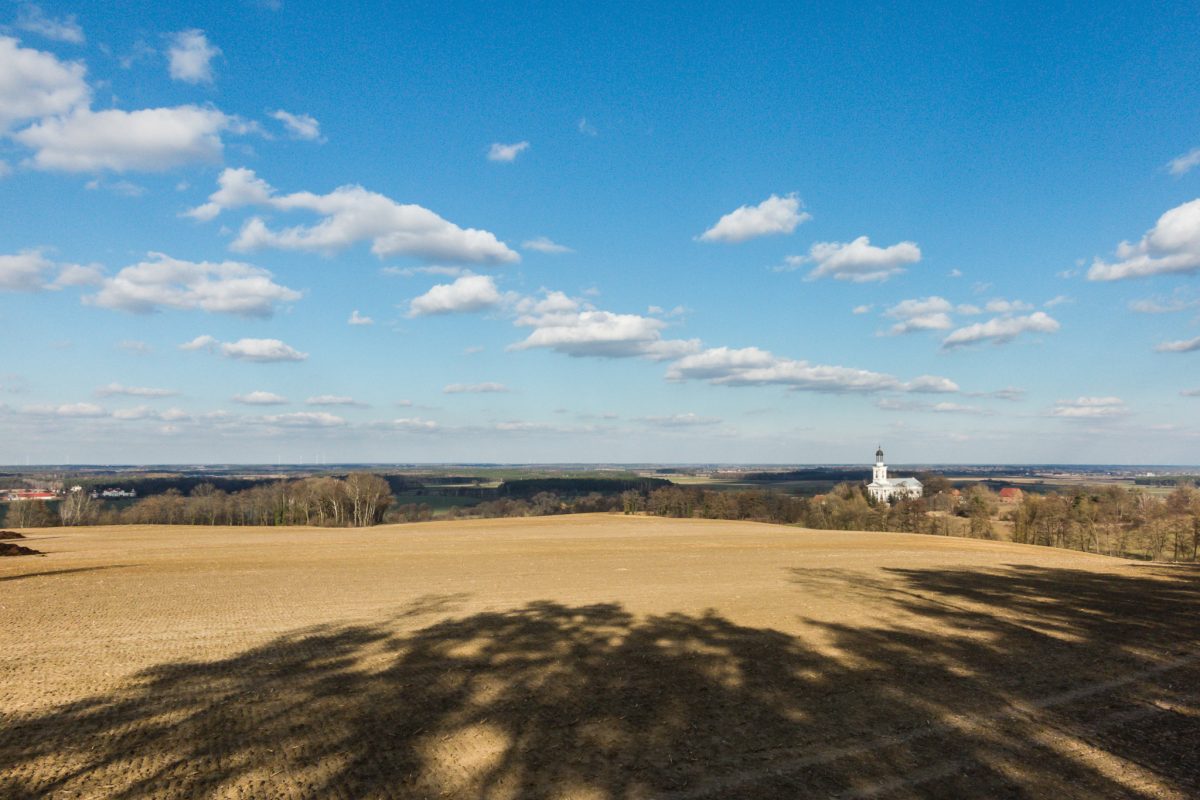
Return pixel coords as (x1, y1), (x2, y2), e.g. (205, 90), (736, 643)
(2, 0), (1199, 464)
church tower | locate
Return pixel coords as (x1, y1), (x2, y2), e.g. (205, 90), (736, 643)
(873, 445), (887, 484)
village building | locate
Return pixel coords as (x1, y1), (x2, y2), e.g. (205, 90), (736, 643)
(998, 487), (1024, 503)
(866, 446), (923, 502)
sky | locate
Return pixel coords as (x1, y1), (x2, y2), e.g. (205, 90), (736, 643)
(2, 1), (1200, 465)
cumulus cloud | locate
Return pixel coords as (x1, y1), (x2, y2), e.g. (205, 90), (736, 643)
(0, 35), (89, 131)
(347, 309), (373, 325)
(261, 411), (345, 428)
(509, 293), (699, 360)
(882, 296), (953, 334)
(85, 252), (301, 317)
(0, 249), (55, 291)
(233, 390), (288, 405)
(167, 29), (220, 84)
(48, 262), (102, 287)
(1050, 397), (1128, 419)
(1155, 336), (1200, 353)
(665, 346), (957, 394)
(942, 312), (1060, 349)
(95, 382), (177, 398)
(798, 236), (921, 282)
(186, 168), (517, 263)
(408, 274), (504, 316)
(521, 236), (573, 254)
(852, 304), (873, 315)
(22, 402), (105, 417)
(14, 105), (236, 172)
(698, 193), (810, 243)
(1088, 199), (1200, 281)
(444, 382), (509, 394)
(270, 109), (322, 141)
(487, 141), (529, 162)
(984, 298), (1033, 313)
(306, 395), (365, 407)
(1168, 149), (1200, 177)
(14, 4), (85, 43)
(183, 166), (274, 221)
(180, 335), (307, 362)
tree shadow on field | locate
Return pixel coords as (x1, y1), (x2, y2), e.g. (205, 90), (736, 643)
(2, 568), (1199, 799)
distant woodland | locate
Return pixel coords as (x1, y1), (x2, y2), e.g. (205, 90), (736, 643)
(4, 473), (1199, 563)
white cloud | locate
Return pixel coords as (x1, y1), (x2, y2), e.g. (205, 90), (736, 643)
(522, 236), (573, 254)
(906, 375), (961, 394)
(408, 274), (504, 316)
(0, 35), (89, 131)
(14, 4), (85, 43)
(1168, 148), (1200, 177)
(0, 160), (10, 178)
(1050, 397), (1128, 419)
(261, 411), (345, 428)
(577, 117), (597, 136)
(1088, 199), (1200, 281)
(183, 166), (274, 221)
(1181, 388), (1200, 397)
(665, 346), (957, 394)
(14, 105), (235, 172)
(348, 309), (373, 325)
(270, 109), (322, 141)
(233, 390), (288, 405)
(948, 269), (963, 278)
(1129, 294), (1197, 314)
(85, 252), (301, 317)
(487, 141), (529, 162)
(185, 168), (518, 263)
(382, 417), (439, 431)
(887, 314), (952, 335)
(984, 298), (1033, 314)
(306, 395), (365, 407)
(1043, 295), (1072, 308)
(510, 295), (699, 360)
(1155, 336), (1200, 354)
(698, 193), (810, 243)
(443, 382), (509, 394)
(167, 29), (220, 84)
(22, 402), (105, 417)
(799, 236), (921, 283)
(180, 335), (307, 362)
(852, 304), (873, 315)
(942, 312), (1060, 349)
(0, 249), (54, 291)
(882, 296), (953, 334)
(95, 383), (177, 398)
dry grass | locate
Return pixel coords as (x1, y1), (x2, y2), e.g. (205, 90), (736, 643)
(2, 514), (1197, 798)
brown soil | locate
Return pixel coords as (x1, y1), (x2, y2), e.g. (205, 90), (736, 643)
(1, 514), (1197, 798)
(0, 542), (40, 556)
(0, 530), (26, 539)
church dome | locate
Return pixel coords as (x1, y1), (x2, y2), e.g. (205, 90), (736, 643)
(875, 446), (884, 460)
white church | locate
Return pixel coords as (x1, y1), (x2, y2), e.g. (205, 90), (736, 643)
(866, 446), (923, 502)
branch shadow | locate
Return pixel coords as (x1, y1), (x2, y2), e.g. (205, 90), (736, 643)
(2, 567), (1198, 798)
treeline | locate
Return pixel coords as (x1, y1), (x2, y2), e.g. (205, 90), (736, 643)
(1012, 484), (1200, 561)
(628, 483), (971, 537)
(51, 473), (394, 527)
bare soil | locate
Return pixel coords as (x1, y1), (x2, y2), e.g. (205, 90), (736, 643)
(0, 542), (40, 556)
(0, 530), (26, 539)
(1, 514), (1197, 798)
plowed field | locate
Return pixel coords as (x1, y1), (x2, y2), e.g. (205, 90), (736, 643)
(2, 514), (1197, 798)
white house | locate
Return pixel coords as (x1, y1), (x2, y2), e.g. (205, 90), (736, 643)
(867, 446), (922, 502)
